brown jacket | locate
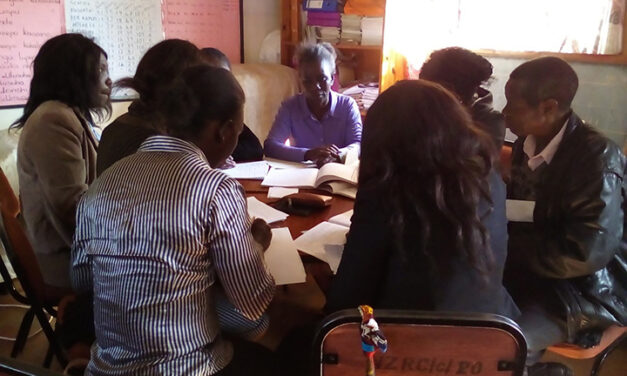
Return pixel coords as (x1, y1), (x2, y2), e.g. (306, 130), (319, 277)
(17, 100), (98, 288)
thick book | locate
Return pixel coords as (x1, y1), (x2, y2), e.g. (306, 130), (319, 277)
(261, 161), (358, 197)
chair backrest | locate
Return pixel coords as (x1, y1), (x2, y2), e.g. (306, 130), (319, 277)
(313, 309), (527, 376)
(0, 203), (46, 304)
(0, 167), (19, 219)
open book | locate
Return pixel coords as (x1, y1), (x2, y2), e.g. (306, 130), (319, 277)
(261, 162), (359, 198)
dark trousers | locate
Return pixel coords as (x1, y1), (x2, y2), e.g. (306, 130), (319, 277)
(215, 337), (278, 376)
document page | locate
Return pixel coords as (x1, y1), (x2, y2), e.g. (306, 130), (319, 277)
(261, 167), (318, 188)
(246, 197), (288, 224)
(267, 187), (299, 199)
(506, 199), (535, 222)
(314, 162), (359, 186)
(264, 228), (307, 285)
(222, 161), (269, 180)
(294, 221), (349, 263)
(328, 210), (353, 228)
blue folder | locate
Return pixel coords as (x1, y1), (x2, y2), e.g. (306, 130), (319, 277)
(303, 0), (339, 13)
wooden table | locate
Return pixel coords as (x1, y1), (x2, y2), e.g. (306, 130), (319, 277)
(239, 179), (354, 239)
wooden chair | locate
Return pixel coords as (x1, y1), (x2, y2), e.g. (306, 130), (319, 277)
(547, 326), (627, 376)
(0, 168), (69, 368)
(313, 309), (527, 376)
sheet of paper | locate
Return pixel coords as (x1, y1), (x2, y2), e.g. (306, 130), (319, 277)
(264, 228), (307, 285)
(264, 157), (316, 170)
(506, 199), (535, 222)
(222, 161), (269, 180)
(324, 244), (344, 274)
(267, 187), (299, 199)
(328, 210), (353, 228)
(246, 197), (288, 224)
(261, 167), (318, 188)
(294, 221), (349, 263)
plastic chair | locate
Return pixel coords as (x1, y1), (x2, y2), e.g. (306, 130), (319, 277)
(312, 309), (527, 376)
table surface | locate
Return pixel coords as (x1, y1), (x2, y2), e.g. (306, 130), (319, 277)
(239, 179), (354, 239)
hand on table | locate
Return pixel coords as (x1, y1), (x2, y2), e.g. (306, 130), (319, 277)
(251, 218), (272, 251)
(304, 145), (341, 168)
(217, 155), (236, 170)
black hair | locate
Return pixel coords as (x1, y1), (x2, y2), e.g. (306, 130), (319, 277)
(200, 47), (232, 70)
(116, 39), (203, 109)
(12, 33), (109, 129)
(509, 56), (578, 111)
(420, 47), (493, 105)
(360, 79), (495, 276)
(158, 65), (245, 139)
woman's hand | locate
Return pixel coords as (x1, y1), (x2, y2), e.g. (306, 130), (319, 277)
(251, 218), (272, 251)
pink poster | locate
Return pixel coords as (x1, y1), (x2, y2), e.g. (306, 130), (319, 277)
(162, 0), (241, 63)
(0, 0), (66, 107)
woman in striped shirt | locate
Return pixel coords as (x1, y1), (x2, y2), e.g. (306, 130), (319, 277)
(71, 65), (276, 375)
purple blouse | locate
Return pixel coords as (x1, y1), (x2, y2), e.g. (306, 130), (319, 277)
(264, 91), (362, 162)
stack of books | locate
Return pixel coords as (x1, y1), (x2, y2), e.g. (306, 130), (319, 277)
(340, 83), (379, 110)
(361, 17), (384, 46)
(340, 14), (362, 45)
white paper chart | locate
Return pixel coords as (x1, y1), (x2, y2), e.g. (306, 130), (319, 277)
(65, 0), (164, 99)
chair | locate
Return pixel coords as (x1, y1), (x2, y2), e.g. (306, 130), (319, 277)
(0, 168), (69, 368)
(312, 309), (527, 376)
(547, 326), (627, 376)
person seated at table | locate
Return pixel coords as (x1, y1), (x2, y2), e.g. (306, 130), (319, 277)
(264, 42), (362, 166)
(420, 47), (505, 150)
(97, 39), (205, 176)
(200, 47), (264, 163)
(71, 65), (276, 375)
(13, 33), (111, 289)
(504, 57), (625, 376)
(325, 80), (519, 319)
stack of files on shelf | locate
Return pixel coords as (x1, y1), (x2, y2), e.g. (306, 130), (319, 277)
(307, 11), (341, 27)
(361, 17), (384, 46)
(303, 0), (339, 12)
(306, 25), (341, 44)
(340, 14), (362, 45)
(340, 83), (379, 110)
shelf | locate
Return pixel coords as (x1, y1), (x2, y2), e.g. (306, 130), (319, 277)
(284, 41), (382, 51)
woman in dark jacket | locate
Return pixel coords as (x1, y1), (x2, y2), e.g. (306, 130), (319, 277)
(326, 80), (519, 319)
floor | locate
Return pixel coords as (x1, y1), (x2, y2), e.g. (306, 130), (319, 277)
(1, 277), (625, 376)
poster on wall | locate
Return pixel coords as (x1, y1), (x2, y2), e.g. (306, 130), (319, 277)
(0, 0), (242, 107)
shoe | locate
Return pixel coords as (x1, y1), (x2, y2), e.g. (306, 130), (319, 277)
(526, 362), (573, 376)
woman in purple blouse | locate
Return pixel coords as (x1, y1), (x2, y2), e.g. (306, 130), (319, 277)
(263, 43), (362, 166)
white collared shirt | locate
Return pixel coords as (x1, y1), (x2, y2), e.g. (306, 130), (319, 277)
(523, 119), (568, 171)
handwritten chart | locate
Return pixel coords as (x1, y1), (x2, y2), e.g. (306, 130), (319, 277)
(65, 0), (163, 99)
(0, 0), (242, 106)
(0, 0), (65, 106)
(163, 0), (240, 63)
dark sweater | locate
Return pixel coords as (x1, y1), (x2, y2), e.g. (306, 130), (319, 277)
(326, 170), (520, 319)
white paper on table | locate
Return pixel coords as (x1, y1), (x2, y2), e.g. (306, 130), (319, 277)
(264, 228), (307, 285)
(506, 199), (535, 222)
(222, 161), (269, 180)
(324, 244), (345, 274)
(261, 167), (318, 188)
(246, 197), (288, 224)
(267, 187), (299, 199)
(294, 221), (349, 263)
(328, 210), (353, 228)
(264, 157), (316, 170)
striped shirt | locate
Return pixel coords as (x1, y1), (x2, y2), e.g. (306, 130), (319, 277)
(71, 135), (275, 375)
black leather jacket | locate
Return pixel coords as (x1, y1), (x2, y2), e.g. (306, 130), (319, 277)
(507, 112), (626, 347)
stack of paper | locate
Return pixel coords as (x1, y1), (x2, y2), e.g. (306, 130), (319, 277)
(361, 17), (384, 46)
(261, 161), (358, 193)
(340, 83), (379, 110)
(246, 197), (288, 224)
(222, 161), (269, 180)
(306, 25), (340, 44)
(264, 228), (307, 285)
(340, 14), (362, 45)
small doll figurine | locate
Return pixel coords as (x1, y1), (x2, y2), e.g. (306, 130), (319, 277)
(358, 305), (388, 376)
